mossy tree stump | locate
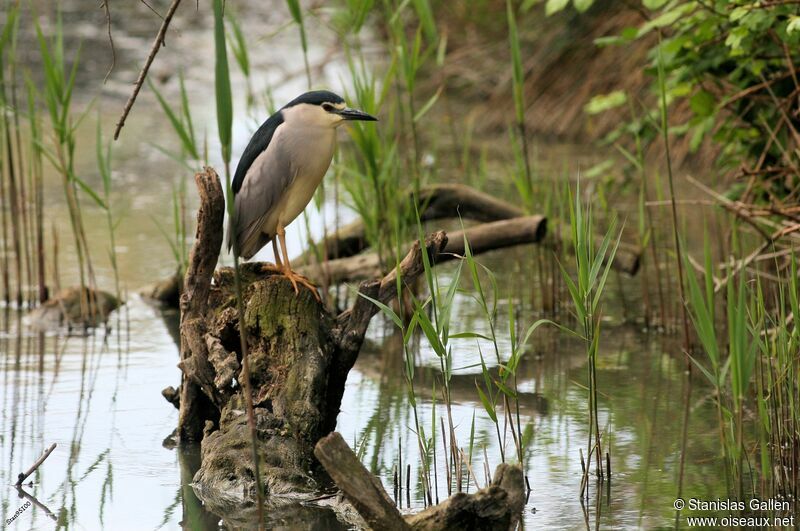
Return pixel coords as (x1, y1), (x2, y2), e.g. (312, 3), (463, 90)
(170, 168), (449, 513)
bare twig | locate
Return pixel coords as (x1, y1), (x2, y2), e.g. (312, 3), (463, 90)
(15, 443), (57, 487)
(715, 222), (800, 293)
(114, 0), (182, 140)
(140, 0), (165, 19)
(100, 0), (116, 83)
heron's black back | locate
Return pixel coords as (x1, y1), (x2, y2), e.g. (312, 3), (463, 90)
(232, 112), (284, 194)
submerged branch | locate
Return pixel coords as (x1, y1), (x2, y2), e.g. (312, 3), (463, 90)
(15, 443), (57, 487)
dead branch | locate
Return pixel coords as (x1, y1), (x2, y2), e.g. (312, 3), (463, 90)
(684, 175), (800, 292)
(315, 432), (526, 531)
(314, 432), (411, 530)
(15, 443), (57, 487)
(300, 216), (546, 285)
(113, 0), (182, 140)
(178, 167), (225, 441)
(295, 183), (640, 275)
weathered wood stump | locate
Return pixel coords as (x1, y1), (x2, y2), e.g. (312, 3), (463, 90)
(168, 168), (527, 527)
(25, 286), (121, 330)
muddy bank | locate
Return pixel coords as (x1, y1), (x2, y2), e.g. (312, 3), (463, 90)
(435, 1), (705, 166)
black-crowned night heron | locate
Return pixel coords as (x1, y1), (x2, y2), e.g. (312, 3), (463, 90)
(226, 90), (377, 298)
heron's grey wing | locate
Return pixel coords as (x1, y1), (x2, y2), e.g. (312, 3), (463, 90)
(227, 130), (295, 259)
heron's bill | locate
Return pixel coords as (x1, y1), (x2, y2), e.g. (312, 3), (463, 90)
(338, 108), (378, 121)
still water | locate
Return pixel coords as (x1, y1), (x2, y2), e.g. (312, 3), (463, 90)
(1, 2), (728, 529)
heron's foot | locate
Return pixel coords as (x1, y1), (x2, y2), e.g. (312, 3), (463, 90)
(283, 268), (321, 302)
(260, 262), (283, 274)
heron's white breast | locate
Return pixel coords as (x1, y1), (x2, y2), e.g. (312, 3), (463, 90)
(274, 123), (336, 228)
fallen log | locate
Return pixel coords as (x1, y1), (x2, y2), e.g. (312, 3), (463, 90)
(296, 182), (641, 276)
(297, 184), (523, 265)
(314, 432), (410, 530)
(298, 215), (547, 285)
(315, 432), (525, 531)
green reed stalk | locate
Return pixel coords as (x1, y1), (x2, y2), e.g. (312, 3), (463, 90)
(226, 10), (254, 108)
(341, 52), (400, 266)
(148, 72), (200, 165)
(213, 0), (265, 524)
(358, 262), (434, 506)
(656, 36), (693, 509)
(727, 270), (758, 495)
(0, 7), (24, 306)
(96, 123), (122, 313)
(506, 0), (532, 206)
(412, 209), (462, 496)
(656, 37), (691, 351)
(617, 99), (667, 327)
(25, 75), (46, 303)
(559, 182), (621, 495)
(8, 20), (33, 308)
(683, 231), (732, 489)
(36, 13), (100, 319)
(286, 0), (312, 88)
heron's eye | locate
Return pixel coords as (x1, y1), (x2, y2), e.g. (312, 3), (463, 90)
(322, 103), (334, 112)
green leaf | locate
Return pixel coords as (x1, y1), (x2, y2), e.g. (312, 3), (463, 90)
(411, 0), (438, 43)
(227, 13), (250, 76)
(413, 85), (442, 123)
(493, 377), (518, 398)
(573, 0), (594, 13)
(285, 0), (303, 23)
(593, 223), (623, 313)
(725, 26), (749, 53)
(357, 291), (404, 330)
(787, 16), (800, 35)
(413, 298), (447, 357)
(450, 332), (493, 341)
(689, 89), (715, 118)
(148, 78), (199, 160)
(70, 170), (107, 210)
(545, 0), (569, 16)
(213, 0), (233, 164)
(637, 5), (691, 37)
(475, 383), (498, 422)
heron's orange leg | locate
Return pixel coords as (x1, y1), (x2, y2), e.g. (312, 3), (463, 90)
(276, 224), (320, 301)
(272, 238), (283, 268)
(255, 239), (283, 274)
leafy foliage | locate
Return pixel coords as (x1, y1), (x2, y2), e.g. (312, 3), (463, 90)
(595, 1), (800, 199)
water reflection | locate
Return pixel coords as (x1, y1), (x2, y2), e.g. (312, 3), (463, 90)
(337, 281), (726, 529)
(0, 2), (735, 530)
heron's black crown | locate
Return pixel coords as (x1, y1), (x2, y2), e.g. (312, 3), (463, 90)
(284, 90), (344, 108)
